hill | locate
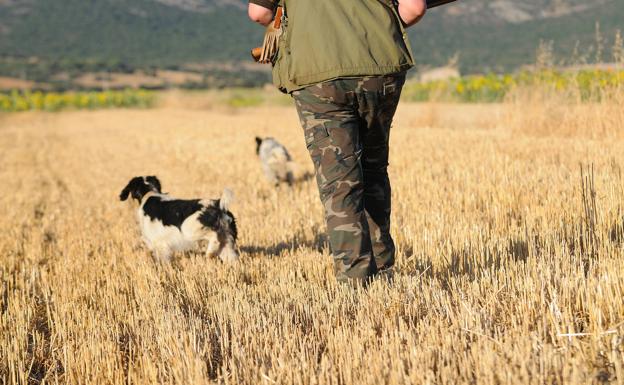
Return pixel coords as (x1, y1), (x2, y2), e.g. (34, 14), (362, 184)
(0, 0), (622, 87)
(412, 0), (623, 72)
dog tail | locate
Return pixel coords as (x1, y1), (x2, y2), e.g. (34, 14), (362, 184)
(219, 188), (234, 211)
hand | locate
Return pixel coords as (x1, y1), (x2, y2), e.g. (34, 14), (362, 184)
(248, 4), (274, 26)
(397, 0), (427, 27)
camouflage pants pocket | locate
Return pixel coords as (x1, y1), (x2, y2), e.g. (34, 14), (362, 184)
(303, 121), (330, 149)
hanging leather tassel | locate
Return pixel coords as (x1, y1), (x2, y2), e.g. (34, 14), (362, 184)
(253, 7), (284, 64)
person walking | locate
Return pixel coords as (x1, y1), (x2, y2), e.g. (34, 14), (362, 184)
(248, 0), (426, 285)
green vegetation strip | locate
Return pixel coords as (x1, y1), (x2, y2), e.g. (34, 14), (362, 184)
(0, 89), (156, 112)
(403, 69), (624, 103)
(2, 70), (623, 112)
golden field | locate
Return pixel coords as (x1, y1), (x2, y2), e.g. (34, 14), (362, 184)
(1, 92), (623, 384)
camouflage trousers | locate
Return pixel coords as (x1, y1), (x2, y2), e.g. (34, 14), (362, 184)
(292, 73), (406, 284)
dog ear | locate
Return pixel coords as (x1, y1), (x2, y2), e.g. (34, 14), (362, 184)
(120, 177), (141, 201)
(119, 183), (131, 201)
(255, 137), (263, 154)
(146, 176), (162, 193)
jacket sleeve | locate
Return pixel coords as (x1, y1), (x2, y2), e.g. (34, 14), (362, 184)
(249, 0), (277, 11)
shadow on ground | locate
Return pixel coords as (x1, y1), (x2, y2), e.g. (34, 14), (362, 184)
(401, 235), (531, 283)
(240, 232), (328, 258)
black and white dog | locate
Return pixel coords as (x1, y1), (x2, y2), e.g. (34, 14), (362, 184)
(255, 137), (295, 186)
(119, 176), (239, 263)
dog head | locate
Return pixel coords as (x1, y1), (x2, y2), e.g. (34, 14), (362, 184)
(119, 176), (162, 202)
(255, 137), (263, 155)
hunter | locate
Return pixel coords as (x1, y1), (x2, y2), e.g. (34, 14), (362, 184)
(248, 0), (426, 285)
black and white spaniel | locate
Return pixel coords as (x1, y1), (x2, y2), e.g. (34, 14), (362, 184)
(255, 137), (295, 186)
(119, 176), (239, 263)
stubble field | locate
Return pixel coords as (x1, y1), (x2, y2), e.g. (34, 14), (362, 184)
(1, 94), (623, 384)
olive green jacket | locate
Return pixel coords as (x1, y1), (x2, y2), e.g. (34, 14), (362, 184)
(273, 0), (414, 93)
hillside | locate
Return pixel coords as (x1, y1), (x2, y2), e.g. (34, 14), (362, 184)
(0, 0), (258, 65)
(0, 0), (622, 86)
(412, 0), (623, 72)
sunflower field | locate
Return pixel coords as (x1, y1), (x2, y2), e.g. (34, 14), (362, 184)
(403, 69), (624, 103)
(0, 89), (156, 112)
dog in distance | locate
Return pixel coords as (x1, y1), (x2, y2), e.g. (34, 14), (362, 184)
(255, 137), (296, 186)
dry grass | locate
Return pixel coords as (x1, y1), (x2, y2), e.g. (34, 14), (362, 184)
(505, 86), (624, 139)
(1, 96), (623, 384)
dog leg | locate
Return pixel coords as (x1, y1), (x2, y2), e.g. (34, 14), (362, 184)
(142, 236), (154, 250)
(262, 164), (279, 185)
(153, 245), (172, 263)
(205, 240), (220, 258)
(204, 232), (221, 258)
(218, 239), (239, 263)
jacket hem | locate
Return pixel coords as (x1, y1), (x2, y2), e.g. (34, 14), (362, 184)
(286, 63), (413, 93)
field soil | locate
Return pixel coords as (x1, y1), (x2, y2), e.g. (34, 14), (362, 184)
(1, 102), (623, 384)
(0, 76), (39, 91)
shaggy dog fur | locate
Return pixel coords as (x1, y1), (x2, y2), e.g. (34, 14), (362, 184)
(255, 137), (295, 186)
(120, 176), (238, 262)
